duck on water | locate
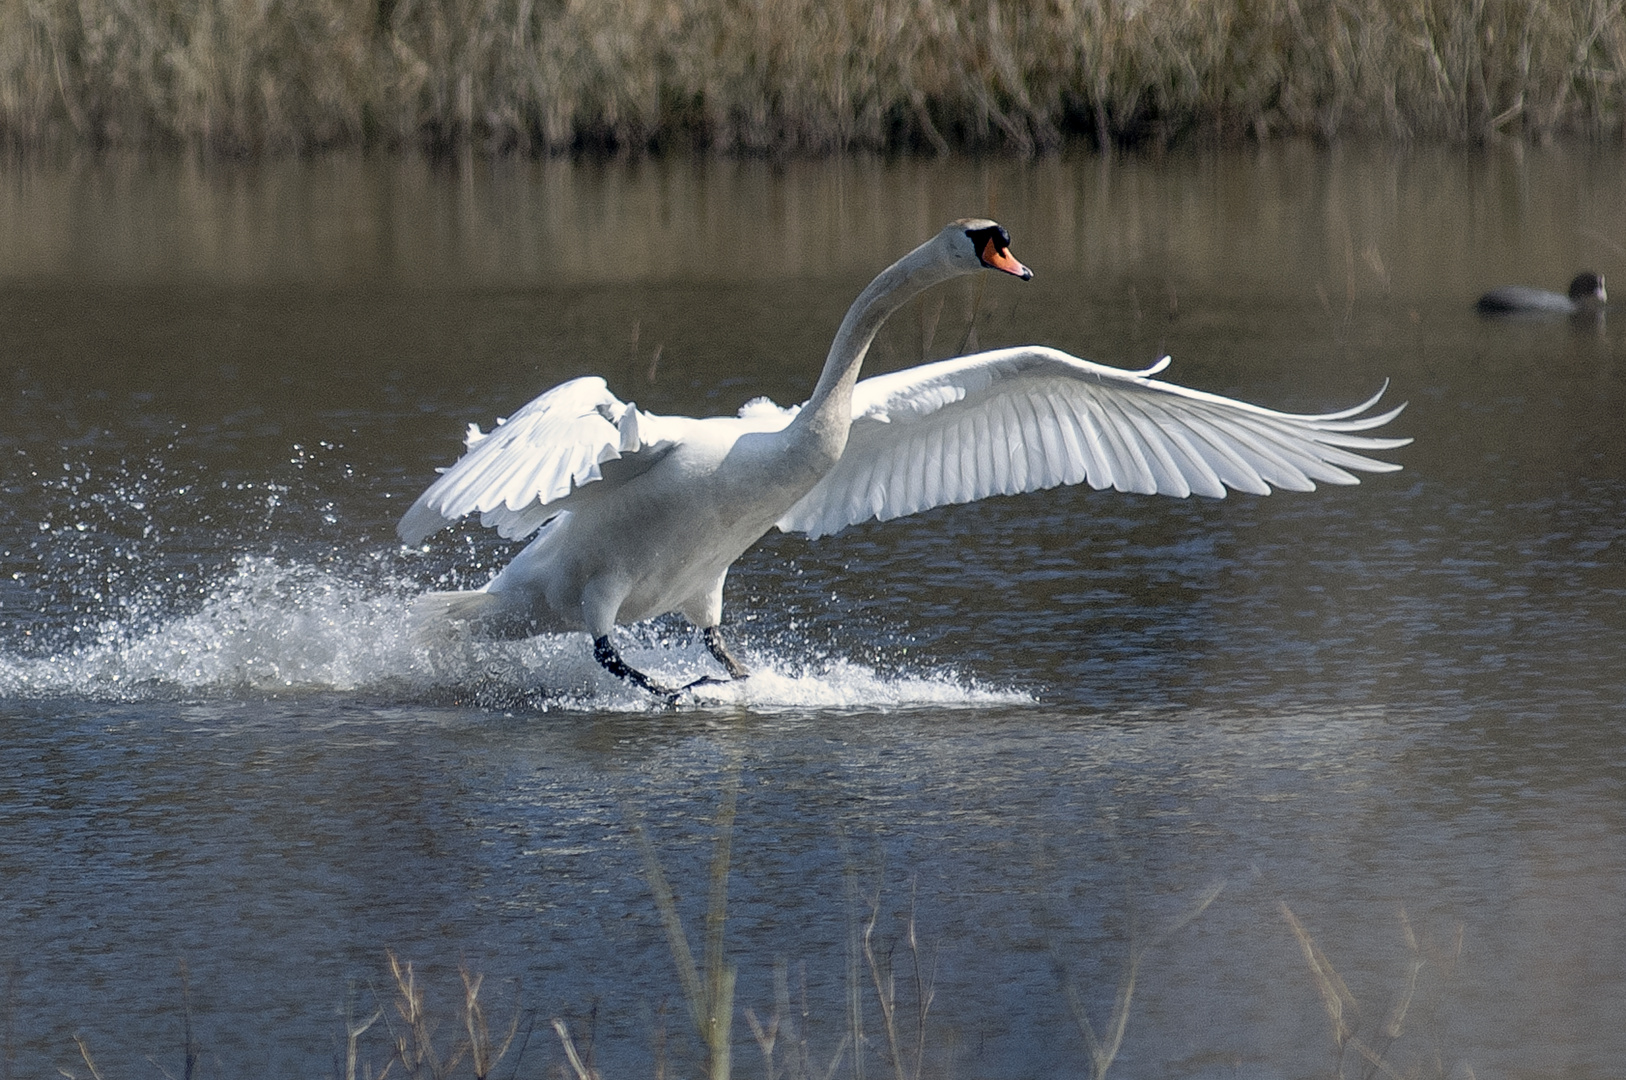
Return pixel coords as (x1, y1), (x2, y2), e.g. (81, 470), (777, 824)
(398, 219), (1411, 698)
(1476, 272), (1607, 317)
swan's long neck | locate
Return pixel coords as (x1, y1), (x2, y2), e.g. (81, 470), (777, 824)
(790, 242), (957, 459)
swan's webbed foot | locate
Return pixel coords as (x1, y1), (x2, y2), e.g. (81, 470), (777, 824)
(594, 635), (679, 700)
(702, 626), (750, 680)
(593, 630), (746, 701)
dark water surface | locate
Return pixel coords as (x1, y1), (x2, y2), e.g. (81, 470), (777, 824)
(3, 147), (1625, 1078)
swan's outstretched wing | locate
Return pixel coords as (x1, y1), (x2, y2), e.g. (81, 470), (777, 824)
(398, 376), (673, 544)
(776, 347), (1411, 539)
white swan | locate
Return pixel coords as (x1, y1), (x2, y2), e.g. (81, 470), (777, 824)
(398, 219), (1409, 696)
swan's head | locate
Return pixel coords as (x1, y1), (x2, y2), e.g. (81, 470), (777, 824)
(943, 218), (1033, 281)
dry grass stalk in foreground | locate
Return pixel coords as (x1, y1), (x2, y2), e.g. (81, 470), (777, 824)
(380, 952), (525, 1080)
(1281, 901), (1472, 1080)
(61, 961), (202, 1080)
(2, 0), (1624, 155)
(552, 1015), (606, 1080)
(1052, 879), (1225, 1080)
(744, 959), (850, 1080)
(69, 1035), (106, 1080)
(861, 878), (935, 1080)
(52, 856), (1484, 1079)
(626, 775), (740, 1080)
(339, 985), (385, 1080)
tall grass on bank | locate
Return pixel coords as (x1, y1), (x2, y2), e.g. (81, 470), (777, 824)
(2, 0), (1624, 156)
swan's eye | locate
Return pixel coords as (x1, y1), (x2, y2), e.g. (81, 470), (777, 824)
(965, 224), (1006, 249)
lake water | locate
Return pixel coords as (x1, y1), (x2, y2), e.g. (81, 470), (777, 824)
(2, 145), (1624, 1079)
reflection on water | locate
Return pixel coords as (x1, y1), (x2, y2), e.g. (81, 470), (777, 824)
(2, 146), (1625, 1078)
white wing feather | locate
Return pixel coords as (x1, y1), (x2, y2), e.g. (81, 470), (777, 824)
(776, 347), (1410, 539)
(398, 376), (669, 544)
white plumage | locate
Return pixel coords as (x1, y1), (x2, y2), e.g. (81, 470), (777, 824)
(398, 220), (1409, 695)
(398, 376), (671, 545)
(778, 348), (1406, 538)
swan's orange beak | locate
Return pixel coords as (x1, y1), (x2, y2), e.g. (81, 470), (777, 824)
(980, 237), (1033, 280)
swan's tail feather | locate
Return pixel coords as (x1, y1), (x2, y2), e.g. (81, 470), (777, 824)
(410, 589), (503, 643)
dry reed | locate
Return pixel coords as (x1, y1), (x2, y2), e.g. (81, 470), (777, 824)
(53, 890), (1474, 1080)
(628, 774), (740, 1080)
(860, 878), (935, 1080)
(1281, 901), (1471, 1080)
(378, 951), (526, 1080)
(1051, 878), (1225, 1080)
(2, 0), (1623, 156)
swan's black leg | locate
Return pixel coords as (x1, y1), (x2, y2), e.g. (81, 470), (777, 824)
(703, 626), (750, 679)
(594, 635), (676, 698)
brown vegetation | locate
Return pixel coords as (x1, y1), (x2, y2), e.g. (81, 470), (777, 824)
(51, 853), (1472, 1079)
(2, 0), (1625, 156)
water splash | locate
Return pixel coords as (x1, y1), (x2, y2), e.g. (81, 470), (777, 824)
(0, 555), (1030, 712)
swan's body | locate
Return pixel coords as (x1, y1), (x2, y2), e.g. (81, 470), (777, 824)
(1476, 272), (1606, 316)
(399, 219), (1410, 695)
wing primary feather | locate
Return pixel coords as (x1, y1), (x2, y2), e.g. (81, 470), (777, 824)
(1013, 395), (1040, 491)
(1092, 394), (1160, 494)
(1192, 412), (1320, 490)
(969, 407), (995, 496)
(866, 455), (889, 521)
(982, 405), (1010, 494)
(1016, 390), (1055, 490)
(1039, 389), (1088, 485)
(1227, 414), (1373, 485)
(837, 450), (869, 530)
(849, 444), (883, 527)
(905, 426), (928, 515)
(1116, 397), (1192, 497)
(1136, 402), (1231, 498)
(1269, 379), (1392, 423)
(924, 424), (947, 512)
(1000, 397), (1030, 492)
(1033, 390), (1070, 486)
(1074, 401), (1120, 491)
(935, 420), (962, 504)
(1175, 411), (1278, 494)
(957, 412), (981, 503)
(1090, 395), (1152, 492)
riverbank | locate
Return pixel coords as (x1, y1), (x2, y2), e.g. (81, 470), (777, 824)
(3, 0), (1624, 157)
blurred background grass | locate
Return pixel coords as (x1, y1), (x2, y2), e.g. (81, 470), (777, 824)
(2, 0), (1623, 156)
